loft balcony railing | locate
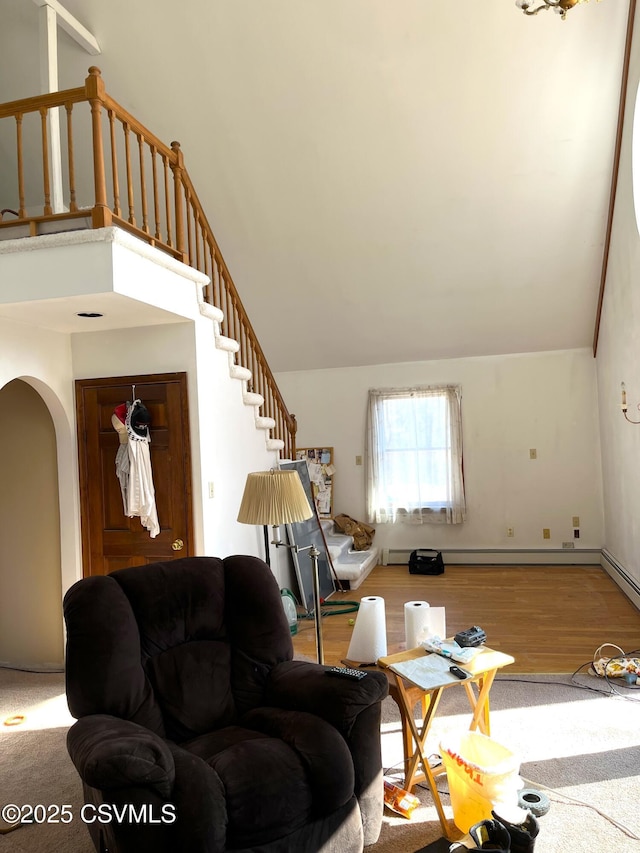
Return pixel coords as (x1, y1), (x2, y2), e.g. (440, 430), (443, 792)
(0, 66), (296, 458)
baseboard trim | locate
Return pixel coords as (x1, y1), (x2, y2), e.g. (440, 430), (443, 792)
(381, 548), (603, 567)
(601, 549), (640, 610)
(0, 661), (65, 673)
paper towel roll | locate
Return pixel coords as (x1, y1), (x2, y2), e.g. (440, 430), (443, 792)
(347, 596), (387, 663)
(404, 600), (431, 649)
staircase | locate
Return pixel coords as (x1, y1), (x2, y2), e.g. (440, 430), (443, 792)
(0, 67), (296, 458)
(198, 300), (284, 453)
(320, 519), (379, 590)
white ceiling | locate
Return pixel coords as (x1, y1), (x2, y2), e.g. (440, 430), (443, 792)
(0, 0), (632, 371)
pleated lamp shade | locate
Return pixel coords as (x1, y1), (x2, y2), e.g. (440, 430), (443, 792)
(237, 470), (314, 526)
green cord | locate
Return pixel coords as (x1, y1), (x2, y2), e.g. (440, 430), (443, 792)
(299, 601), (360, 619)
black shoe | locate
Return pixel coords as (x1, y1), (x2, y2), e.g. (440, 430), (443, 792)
(492, 810), (539, 853)
(449, 818), (511, 851)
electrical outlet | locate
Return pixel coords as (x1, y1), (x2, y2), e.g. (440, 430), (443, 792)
(572, 516), (580, 527)
(543, 528), (550, 539)
(507, 527), (514, 537)
(529, 448), (537, 459)
(574, 529), (580, 538)
(562, 541), (575, 549)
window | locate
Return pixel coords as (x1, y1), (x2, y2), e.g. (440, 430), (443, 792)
(365, 385), (465, 525)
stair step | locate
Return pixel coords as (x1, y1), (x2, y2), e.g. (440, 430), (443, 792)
(256, 415), (276, 430)
(199, 302), (224, 323)
(244, 391), (265, 407)
(217, 335), (240, 353)
(266, 438), (285, 451)
(230, 364), (252, 381)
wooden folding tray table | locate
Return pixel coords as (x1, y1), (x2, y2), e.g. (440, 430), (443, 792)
(377, 645), (514, 839)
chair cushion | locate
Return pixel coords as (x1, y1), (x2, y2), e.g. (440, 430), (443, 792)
(242, 707), (354, 812)
(146, 640), (235, 741)
(183, 712), (354, 848)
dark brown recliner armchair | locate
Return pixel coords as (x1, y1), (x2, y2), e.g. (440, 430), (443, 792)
(64, 556), (388, 853)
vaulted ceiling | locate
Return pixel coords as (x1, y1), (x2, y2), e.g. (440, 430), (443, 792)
(0, 0), (633, 371)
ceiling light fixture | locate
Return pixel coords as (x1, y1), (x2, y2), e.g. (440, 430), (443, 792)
(516, 0), (597, 19)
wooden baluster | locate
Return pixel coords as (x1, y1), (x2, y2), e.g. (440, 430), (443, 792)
(150, 146), (161, 240)
(213, 254), (221, 308)
(162, 153), (172, 248)
(268, 382), (275, 423)
(230, 296), (237, 344)
(219, 271), (227, 336)
(204, 241), (213, 304)
(65, 104), (77, 212)
(255, 359), (263, 405)
(290, 413), (297, 458)
(15, 114), (26, 218)
(225, 288), (233, 339)
(252, 345), (261, 399)
(122, 122), (136, 226)
(185, 187), (193, 266)
(39, 107), (52, 215)
(171, 141), (186, 262)
(239, 322), (247, 370)
(204, 245), (214, 304)
(107, 109), (121, 217)
(137, 133), (149, 234)
(250, 345), (257, 397)
(194, 213), (201, 273)
(85, 67), (111, 228)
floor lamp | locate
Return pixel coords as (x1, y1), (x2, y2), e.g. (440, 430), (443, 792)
(237, 469), (326, 664)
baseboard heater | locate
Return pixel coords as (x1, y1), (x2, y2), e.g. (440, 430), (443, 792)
(601, 549), (640, 609)
(381, 548), (602, 567)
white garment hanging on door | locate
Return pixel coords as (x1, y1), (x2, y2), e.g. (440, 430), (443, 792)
(126, 436), (160, 538)
(115, 443), (130, 513)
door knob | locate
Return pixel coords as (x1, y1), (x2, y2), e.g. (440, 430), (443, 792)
(172, 538), (184, 551)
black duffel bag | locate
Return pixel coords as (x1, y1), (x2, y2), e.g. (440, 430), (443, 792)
(408, 549), (445, 575)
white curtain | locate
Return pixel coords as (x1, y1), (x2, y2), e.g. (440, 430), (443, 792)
(365, 385), (466, 525)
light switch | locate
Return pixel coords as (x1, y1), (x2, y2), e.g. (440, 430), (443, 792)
(208, 482), (215, 499)
(355, 455), (363, 466)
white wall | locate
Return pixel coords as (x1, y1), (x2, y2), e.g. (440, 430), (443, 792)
(594, 12), (640, 603)
(277, 348), (603, 556)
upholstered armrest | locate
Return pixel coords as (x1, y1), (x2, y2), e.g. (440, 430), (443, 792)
(265, 660), (388, 734)
(69, 718), (228, 853)
(67, 715), (175, 798)
(266, 660), (388, 846)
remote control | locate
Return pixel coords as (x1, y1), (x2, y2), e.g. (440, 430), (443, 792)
(325, 666), (368, 681)
(449, 665), (471, 679)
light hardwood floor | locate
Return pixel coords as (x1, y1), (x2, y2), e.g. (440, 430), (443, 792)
(291, 563), (640, 672)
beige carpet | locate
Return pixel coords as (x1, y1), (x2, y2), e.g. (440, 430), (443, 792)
(0, 668), (639, 852)
(375, 674), (640, 853)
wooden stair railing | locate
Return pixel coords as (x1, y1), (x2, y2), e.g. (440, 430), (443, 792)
(0, 67), (297, 458)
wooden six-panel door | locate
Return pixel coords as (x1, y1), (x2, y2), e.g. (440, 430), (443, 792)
(76, 372), (194, 577)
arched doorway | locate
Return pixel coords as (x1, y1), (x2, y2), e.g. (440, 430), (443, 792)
(0, 379), (64, 670)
